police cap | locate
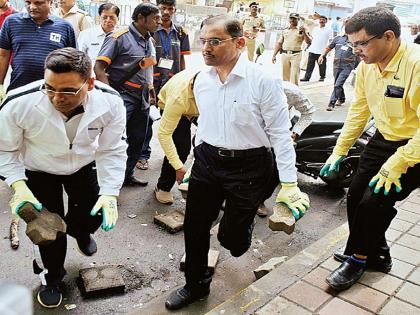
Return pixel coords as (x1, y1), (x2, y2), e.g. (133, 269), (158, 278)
(289, 13), (299, 19)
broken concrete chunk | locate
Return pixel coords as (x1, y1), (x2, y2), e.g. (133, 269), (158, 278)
(268, 203), (295, 234)
(253, 256), (288, 279)
(180, 250), (219, 272)
(153, 210), (184, 233)
(79, 265), (125, 297)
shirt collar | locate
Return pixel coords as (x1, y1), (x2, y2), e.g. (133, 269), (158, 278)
(157, 22), (177, 33)
(60, 4), (79, 16)
(382, 41), (407, 74)
(205, 53), (247, 79)
(129, 23), (150, 42)
(22, 12), (54, 24)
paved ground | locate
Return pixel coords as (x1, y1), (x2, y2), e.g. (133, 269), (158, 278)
(207, 189), (420, 315)
(0, 50), (355, 314)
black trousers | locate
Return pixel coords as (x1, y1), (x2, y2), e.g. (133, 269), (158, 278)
(26, 163), (101, 285)
(184, 143), (273, 285)
(329, 66), (352, 105)
(304, 52), (326, 80)
(157, 116), (192, 192)
(124, 100), (150, 179)
(344, 131), (420, 256)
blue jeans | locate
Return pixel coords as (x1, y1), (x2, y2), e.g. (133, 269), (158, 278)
(329, 66), (352, 105)
(124, 100), (149, 179)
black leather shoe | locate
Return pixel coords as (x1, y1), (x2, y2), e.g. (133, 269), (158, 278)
(333, 251), (393, 273)
(326, 258), (365, 291)
(165, 286), (210, 310)
(37, 285), (63, 308)
(76, 235), (97, 256)
(123, 176), (148, 187)
(300, 78), (309, 82)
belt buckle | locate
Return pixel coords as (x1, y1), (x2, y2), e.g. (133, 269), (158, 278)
(218, 149), (234, 158)
(286, 51), (293, 54)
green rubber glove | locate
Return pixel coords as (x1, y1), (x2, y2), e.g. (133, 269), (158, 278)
(0, 84), (5, 102)
(320, 154), (345, 177)
(90, 195), (118, 231)
(10, 180), (42, 216)
(369, 155), (405, 196)
(275, 182), (310, 220)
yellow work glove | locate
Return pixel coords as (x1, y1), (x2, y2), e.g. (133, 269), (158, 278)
(10, 180), (42, 216)
(90, 195), (118, 231)
(276, 182), (310, 220)
(369, 154), (406, 196)
(0, 84), (5, 102)
(320, 154), (346, 177)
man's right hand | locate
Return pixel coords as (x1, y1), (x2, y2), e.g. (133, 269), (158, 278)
(320, 154), (345, 177)
(175, 167), (187, 184)
(272, 55), (277, 64)
(10, 180), (42, 216)
(0, 84), (5, 102)
(318, 55), (324, 64)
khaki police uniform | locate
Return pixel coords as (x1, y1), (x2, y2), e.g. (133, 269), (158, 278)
(59, 4), (93, 38)
(278, 27), (304, 85)
(242, 15), (264, 61)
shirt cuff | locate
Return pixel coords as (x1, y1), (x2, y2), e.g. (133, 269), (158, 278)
(99, 187), (120, 196)
(5, 173), (28, 187)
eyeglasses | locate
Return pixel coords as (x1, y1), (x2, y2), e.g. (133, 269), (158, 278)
(349, 34), (382, 49)
(40, 80), (88, 97)
(199, 37), (236, 47)
(250, 5), (258, 8)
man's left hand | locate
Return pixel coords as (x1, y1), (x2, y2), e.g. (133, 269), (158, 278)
(369, 166), (402, 196)
(90, 195), (118, 231)
(276, 182), (310, 220)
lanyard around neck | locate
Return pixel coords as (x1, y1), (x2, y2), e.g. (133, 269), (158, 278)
(159, 29), (173, 57)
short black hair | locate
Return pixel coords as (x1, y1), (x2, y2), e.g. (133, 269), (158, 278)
(98, 3), (120, 18)
(157, 0), (176, 6)
(345, 6), (400, 38)
(45, 48), (91, 80)
(201, 15), (243, 38)
(336, 16), (340, 20)
(131, 3), (159, 22)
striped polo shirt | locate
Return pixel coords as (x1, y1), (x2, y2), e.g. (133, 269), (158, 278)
(0, 12), (76, 91)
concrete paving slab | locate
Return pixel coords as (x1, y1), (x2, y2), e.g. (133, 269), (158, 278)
(79, 265), (125, 296)
(153, 210), (184, 234)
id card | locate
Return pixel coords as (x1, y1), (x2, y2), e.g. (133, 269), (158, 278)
(340, 45), (349, 51)
(158, 58), (174, 70)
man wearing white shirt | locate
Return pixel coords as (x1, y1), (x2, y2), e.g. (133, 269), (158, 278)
(78, 3), (119, 64)
(165, 15), (310, 310)
(301, 15), (333, 82)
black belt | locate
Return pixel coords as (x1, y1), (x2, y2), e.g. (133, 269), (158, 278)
(204, 142), (270, 158)
(283, 50), (301, 54)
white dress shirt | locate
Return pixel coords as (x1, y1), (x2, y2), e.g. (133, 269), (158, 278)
(308, 26), (333, 54)
(193, 53), (297, 182)
(78, 25), (108, 63)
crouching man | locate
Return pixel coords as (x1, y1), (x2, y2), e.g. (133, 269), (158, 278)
(0, 48), (127, 308)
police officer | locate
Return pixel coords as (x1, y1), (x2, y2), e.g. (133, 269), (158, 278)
(272, 13), (311, 85)
(242, 2), (265, 61)
(0, 48), (127, 308)
(58, 0), (93, 38)
(95, 3), (161, 186)
(321, 7), (419, 291)
(318, 26), (358, 111)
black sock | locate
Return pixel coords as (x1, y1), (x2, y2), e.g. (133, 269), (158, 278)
(350, 255), (366, 265)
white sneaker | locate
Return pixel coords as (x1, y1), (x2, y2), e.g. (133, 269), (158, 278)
(154, 186), (174, 205)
